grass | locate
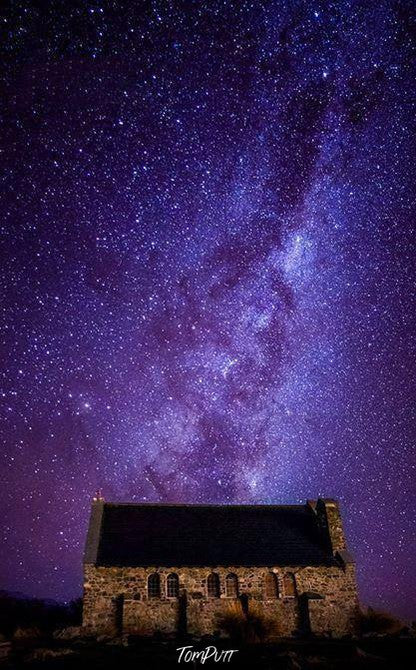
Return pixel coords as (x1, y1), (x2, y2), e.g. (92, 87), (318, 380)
(216, 599), (280, 643)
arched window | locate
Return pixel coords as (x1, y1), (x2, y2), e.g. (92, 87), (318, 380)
(207, 572), (220, 597)
(225, 573), (239, 598)
(148, 573), (160, 598)
(264, 572), (278, 599)
(166, 573), (179, 598)
(283, 572), (296, 597)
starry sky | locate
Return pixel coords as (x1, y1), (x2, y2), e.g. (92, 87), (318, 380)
(1, 0), (416, 619)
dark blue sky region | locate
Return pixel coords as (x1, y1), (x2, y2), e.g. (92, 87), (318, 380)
(1, 1), (415, 619)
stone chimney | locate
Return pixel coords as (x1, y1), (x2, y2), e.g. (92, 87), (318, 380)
(92, 488), (104, 502)
(83, 491), (105, 564)
(308, 498), (347, 555)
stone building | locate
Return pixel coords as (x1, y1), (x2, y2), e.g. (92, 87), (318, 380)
(82, 498), (358, 638)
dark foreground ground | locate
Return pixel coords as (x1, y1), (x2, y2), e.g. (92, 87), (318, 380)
(2, 637), (416, 670)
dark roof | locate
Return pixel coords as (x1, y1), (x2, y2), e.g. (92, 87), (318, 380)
(86, 503), (337, 568)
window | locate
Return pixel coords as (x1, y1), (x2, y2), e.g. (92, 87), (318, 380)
(207, 572), (220, 597)
(283, 572), (296, 597)
(148, 573), (161, 598)
(225, 573), (239, 598)
(167, 573), (179, 598)
(264, 572), (278, 599)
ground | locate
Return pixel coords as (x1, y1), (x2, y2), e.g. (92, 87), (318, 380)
(2, 637), (416, 669)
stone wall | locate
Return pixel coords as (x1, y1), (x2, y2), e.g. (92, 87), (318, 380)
(294, 564), (358, 637)
(83, 562), (358, 638)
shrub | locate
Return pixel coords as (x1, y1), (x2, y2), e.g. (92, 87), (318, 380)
(217, 600), (279, 644)
(358, 607), (403, 635)
(13, 626), (42, 640)
(53, 626), (82, 640)
(0, 593), (82, 637)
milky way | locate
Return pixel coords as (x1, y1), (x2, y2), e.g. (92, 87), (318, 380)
(1, 1), (415, 619)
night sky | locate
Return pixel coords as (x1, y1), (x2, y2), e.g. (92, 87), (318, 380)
(1, 1), (416, 620)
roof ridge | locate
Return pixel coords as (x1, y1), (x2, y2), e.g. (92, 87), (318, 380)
(101, 502), (308, 509)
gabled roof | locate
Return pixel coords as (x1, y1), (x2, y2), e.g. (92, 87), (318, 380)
(85, 502), (338, 568)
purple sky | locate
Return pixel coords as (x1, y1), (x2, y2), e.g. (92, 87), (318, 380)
(1, 1), (415, 620)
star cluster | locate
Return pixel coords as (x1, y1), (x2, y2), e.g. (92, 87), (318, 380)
(1, 1), (415, 618)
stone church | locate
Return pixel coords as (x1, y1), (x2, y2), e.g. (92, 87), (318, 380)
(82, 497), (358, 638)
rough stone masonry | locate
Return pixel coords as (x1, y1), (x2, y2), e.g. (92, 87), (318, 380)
(82, 498), (359, 638)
